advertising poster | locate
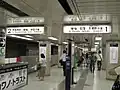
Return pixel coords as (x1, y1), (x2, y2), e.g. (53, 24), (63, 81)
(39, 44), (47, 62)
(110, 43), (118, 64)
(0, 69), (27, 90)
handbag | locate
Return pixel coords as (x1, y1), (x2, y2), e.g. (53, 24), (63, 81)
(37, 63), (41, 70)
(59, 59), (63, 66)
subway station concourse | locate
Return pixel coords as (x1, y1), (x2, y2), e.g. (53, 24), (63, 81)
(0, 0), (120, 90)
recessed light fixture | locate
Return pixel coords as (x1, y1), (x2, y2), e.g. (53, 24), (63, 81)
(95, 42), (99, 45)
(95, 45), (98, 47)
(63, 42), (68, 44)
(8, 35), (33, 41)
(48, 37), (58, 40)
(95, 37), (102, 41)
(25, 35), (33, 38)
(72, 44), (75, 46)
(75, 46), (77, 48)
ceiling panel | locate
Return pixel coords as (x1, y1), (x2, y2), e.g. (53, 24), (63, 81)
(75, 0), (120, 16)
(75, 0), (120, 3)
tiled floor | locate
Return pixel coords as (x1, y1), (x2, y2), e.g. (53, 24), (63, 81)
(83, 70), (114, 90)
(19, 66), (114, 90)
(19, 66), (81, 90)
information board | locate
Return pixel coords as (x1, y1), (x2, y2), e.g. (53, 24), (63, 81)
(64, 14), (111, 22)
(110, 43), (118, 64)
(7, 17), (44, 25)
(0, 68), (27, 90)
(6, 26), (44, 35)
(63, 25), (111, 33)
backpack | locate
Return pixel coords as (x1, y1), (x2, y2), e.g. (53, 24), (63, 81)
(59, 59), (63, 66)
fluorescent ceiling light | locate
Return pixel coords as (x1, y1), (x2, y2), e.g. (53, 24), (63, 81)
(25, 35), (33, 38)
(72, 44), (75, 46)
(95, 37), (102, 41)
(63, 42), (68, 44)
(75, 46), (77, 48)
(95, 45), (98, 47)
(8, 35), (33, 41)
(95, 42), (99, 45)
(50, 43), (55, 45)
(48, 37), (58, 41)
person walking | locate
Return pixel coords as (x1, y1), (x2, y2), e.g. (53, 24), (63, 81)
(89, 53), (96, 73)
(38, 53), (47, 81)
(86, 53), (89, 67)
(96, 50), (102, 71)
(60, 50), (67, 76)
(36, 59), (41, 77)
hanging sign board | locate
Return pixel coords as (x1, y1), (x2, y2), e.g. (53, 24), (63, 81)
(64, 14), (111, 23)
(110, 43), (118, 64)
(7, 17), (44, 25)
(6, 26), (44, 35)
(63, 25), (111, 33)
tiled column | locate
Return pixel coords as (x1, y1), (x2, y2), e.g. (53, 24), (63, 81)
(106, 16), (120, 80)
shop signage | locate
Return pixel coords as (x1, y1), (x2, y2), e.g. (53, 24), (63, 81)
(7, 17), (44, 25)
(64, 14), (111, 22)
(0, 47), (5, 56)
(0, 29), (6, 57)
(63, 25), (111, 33)
(6, 26), (44, 34)
(110, 43), (118, 64)
(0, 68), (27, 90)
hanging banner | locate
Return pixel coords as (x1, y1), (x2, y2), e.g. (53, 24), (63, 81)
(6, 26), (44, 35)
(110, 43), (118, 64)
(63, 25), (111, 33)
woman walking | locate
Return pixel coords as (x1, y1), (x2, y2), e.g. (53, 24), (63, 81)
(38, 53), (47, 81)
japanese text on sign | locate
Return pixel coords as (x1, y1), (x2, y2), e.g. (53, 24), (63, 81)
(7, 17), (44, 25)
(64, 14), (111, 22)
(63, 25), (111, 33)
(6, 27), (44, 34)
(0, 69), (27, 90)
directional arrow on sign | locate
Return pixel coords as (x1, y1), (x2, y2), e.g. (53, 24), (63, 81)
(0, 39), (5, 47)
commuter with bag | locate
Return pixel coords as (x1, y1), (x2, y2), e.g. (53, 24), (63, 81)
(112, 66), (120, 90)
(59, 50), (67, 76)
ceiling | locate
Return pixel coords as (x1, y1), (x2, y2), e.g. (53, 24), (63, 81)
(2, 0), (119, 47)
(63, 0), (120, 47)
(74, 0), (120, 16)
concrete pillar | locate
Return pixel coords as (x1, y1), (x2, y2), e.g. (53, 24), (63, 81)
(58, 44), (63, 67)
(106, 16), (120, 80)
(45, 41), (51, 76)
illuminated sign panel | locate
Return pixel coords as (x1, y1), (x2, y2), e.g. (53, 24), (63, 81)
(6, 27), (44, 34)
(64, 15), (111, 22)
(7, 17), (44, 25)
(63, 25), (111, 33)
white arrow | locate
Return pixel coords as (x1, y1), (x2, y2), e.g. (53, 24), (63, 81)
(0, 39), (5, 47)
